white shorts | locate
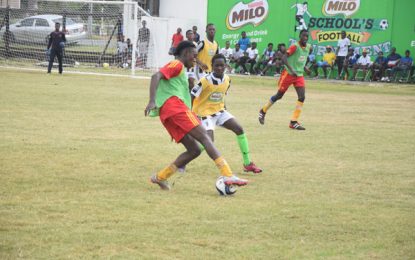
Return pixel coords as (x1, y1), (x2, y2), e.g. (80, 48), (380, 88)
(200, 110), (234, 131)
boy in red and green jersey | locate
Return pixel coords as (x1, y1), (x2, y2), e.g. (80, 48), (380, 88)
(258, 29), (311, 130)
(144, 41), (248, 191)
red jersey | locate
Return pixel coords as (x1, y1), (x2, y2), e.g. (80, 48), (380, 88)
(172, 33), (184, 48)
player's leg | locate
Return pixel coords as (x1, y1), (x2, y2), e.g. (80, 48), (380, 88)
(188, 125), (248, 186)
(57, 50), (63, 74)
(221, 116), (262, 173)
(47, 49), (56, 73)
(259, 70), (290, 124)
(289, 85), (306, 130)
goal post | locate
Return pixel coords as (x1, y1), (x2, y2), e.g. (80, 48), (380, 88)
(0, 0), (157, 76)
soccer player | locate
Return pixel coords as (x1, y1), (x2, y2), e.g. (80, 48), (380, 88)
(190, 54), (262, 173)
(144, 41), (248, 190)
(47, 22), (66, 74)
(258, 29), (311, 130)
(195, 23), (219, 80)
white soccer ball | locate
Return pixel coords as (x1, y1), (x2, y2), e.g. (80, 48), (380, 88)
(379, 19), (388, 30)
(215, 176), (237, 196)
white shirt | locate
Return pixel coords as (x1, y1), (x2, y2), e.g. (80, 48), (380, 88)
(246, 47), (258, 59)
(232, 49), (244, 59)
(357, 55), (371, 65)
(220, 47), (233, 60)
(337, 37), (351, 57)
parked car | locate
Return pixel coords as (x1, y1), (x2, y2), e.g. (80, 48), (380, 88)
(0, 14), (86, 44)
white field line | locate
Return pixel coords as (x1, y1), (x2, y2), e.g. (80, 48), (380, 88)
(0, 66), (151, 80)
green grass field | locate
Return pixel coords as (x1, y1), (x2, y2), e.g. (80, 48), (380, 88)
(1, 68), (414, 259)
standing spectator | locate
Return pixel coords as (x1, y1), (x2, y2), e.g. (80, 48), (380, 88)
(192, 25), (200, 42)
(185, 30), (197, 89)
(138, 20), (150, 68)
(117, 35), (128, 68)
(229, 43), (244, 73)
(169, 28), (183, 55)
(351, 49), (371, 81)
(220, 40), (233, 73)
(195, 23), (219, 80)
(237, 31), (251, 52)
(343, 48), (360, 80)
(370, 51), (387, 81)
(239, 42), (258, 75)
(47, 22), (66, 74)
(313, 46), (336, 78)
(335, 31), (351, 79)
(256, 43), (275, 75)
(392, 50), (413, 82)
(126, 38), (133, 67)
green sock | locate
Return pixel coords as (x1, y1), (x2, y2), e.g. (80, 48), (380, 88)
(236, 133), (251, 166)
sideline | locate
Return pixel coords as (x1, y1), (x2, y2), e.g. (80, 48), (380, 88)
(0, 66), (151, 80)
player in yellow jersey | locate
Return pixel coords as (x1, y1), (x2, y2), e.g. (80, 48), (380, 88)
(195, 23), (219, 81)
(191, 54), (262, 173)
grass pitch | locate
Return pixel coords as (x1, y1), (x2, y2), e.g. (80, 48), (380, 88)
(1, 68), (414, 259)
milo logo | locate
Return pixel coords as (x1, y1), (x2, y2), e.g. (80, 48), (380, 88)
(323, 0), (360, 17)
(226, 0), (269, 30)
(209, 92), (223, 102)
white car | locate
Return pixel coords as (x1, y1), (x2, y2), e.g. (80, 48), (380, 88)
(1, 14), (86, 44)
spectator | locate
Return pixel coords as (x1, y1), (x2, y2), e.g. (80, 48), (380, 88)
(47, 22), (66, 74)
(117, 35), (128, 68)
(186, 29), (196, 44)
(220, 40), (233, 73)
(265, 43), (286, 76)
(305, 47), (316, 70)
(237, 31), (251, 52)
(169, 28), (183, 55)
(392, 50), (413, 82)
(370, 51), (387, 81)
(192, 25), (200, 43)
(138, 20), (150, 68)
(239, 42), (258, 75)
(343, 48), (360, 80)
(383, 47), (401, 81)
(126, 38), (133, 67)
(229, 43), (244, 73)
(351, 49), (371, 81)
(256, 43), (275, 75)
(335, 30), (351, 79)
(313, 45), (336, 78)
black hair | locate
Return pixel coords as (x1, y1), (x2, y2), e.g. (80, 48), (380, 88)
(299, 29), (308, 37)
(242, 31), (246, 34)
(55, 22), (60, 26)
(268, 43), (273, 46)
(405, 50), (410, 53)
(206, 23), (214, 29)
(186, 30), (193, 35)
(211, 54), (226, 66)
(174, 41), (196, 56)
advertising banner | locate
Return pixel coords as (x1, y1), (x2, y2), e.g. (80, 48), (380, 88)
(208, 0), (415, 57)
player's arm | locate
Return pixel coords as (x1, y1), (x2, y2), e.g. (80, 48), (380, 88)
(190, 81), (203, 107)
(62, 33), (66, 43)
(47, 33), (52, 49)
(145, 72), (164, 116)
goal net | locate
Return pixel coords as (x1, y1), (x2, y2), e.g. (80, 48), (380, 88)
(0, 0), (157, 75)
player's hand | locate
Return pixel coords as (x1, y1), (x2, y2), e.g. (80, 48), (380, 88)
(304, 67), (311, 75)
(144, 101), (156, 116)
(200, 62), (208, 71)
(291, 71), (298, 77)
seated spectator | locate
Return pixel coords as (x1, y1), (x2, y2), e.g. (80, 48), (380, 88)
(220, 41), (234, 73)
(313, 45), (336, 78)
(383, 47), (401, 81)
(370, 51), (387, 81)
(305, 47), (316, 69)
(343, 48), (360, 80)
(256, 43), (275, 75)
(262, 43), (286, 76)
(392, 50), (413, 82)
(351, 49), (371, 81)
(239, 42), (258, 75)
(229, 43), (244, 73)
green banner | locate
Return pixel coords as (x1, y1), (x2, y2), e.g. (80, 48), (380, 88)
(208, 0), (415, 57)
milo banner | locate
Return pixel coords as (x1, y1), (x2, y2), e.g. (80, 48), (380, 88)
(208, 0), (415, 57)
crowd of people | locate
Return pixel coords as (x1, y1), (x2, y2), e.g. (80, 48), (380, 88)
(167, 27), (414, 83)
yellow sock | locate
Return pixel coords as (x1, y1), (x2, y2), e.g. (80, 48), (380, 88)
(156, 163), (178, 181)
(291, 101), (304, 121)
(262, 100), (274, 113)
(214, 156), (233, 177)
